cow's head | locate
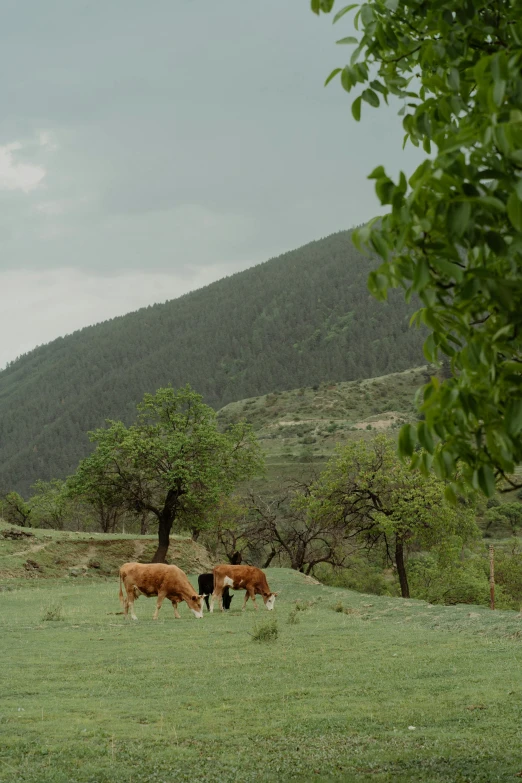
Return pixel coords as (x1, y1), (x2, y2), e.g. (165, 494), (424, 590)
(263, 592), (278, 611)
(186, 593), (205, 619)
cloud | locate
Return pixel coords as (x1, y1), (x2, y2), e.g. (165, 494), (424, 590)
(0, 142), (46, 193)
(0, 264), (255, 368)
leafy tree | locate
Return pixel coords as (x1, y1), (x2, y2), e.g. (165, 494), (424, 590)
(305, 436), (478, 597)
(200, 495), (252, 563)
(246, 483), (352, 573)
(29, 480), (72, 530)
(485, 501), (522, 536)
(313, 0), (522, 496)
(69, 386), (263, 562)
(0, 491), (32, 527)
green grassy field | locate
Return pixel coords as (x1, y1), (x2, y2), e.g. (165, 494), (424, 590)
(1, 569), (522, 782)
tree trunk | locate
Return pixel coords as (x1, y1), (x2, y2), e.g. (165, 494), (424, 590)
(152, 511), (174, 563)
(140, 512), (148, 536)
(191, 528), (200, 542)
(395, 538), (410, 598)
(262, 549), (277, 569)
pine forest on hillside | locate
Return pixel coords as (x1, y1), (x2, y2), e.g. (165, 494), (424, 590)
(0, 230), (424, 495)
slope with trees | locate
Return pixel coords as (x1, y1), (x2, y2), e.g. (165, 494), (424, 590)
(0, 231), (424, 495)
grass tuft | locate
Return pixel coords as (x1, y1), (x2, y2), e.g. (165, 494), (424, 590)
(41, 602), (65, 621)
(251, 617), (279, 642)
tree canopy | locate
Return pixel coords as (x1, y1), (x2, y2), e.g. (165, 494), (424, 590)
(305, 436), (478, 596)
(68, 386), (263, 561)
(313, 0), (522, 496)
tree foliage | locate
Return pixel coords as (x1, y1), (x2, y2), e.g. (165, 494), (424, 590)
(314, 0), (522, 495)
(0, 491), (32, 527)
(485, 501), (522, 535)
(68, 386), (263, 562)
(304, 436), (478, 596)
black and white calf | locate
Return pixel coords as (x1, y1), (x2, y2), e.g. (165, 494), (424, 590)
(198, 573), (233, 611)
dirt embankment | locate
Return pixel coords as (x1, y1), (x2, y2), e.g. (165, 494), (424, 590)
(0, 524), (213, 581)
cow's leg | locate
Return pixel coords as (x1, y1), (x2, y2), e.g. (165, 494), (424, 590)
(127, 593), (138, 621)
(210, 588), (223, 614)
(249, 587), (258, 611)
(242, 591), (249, 611)
(204, 594), (210, 612)
(171, 600), (181, 620)
(152, 591), (167, 620)
(122, 585), (129, 618)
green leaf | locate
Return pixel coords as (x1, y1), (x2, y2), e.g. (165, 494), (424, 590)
(341, 66), (355, 92)
(447, 68), (460, 91)
(417, 422), (435, 454)
(447, 201), (471, 237)
(362, 89), (379, 107)
(336, 36), (358, 45)
(507, 192), (522, 231)
(493, 79), (506, 107)
(352, 96), (362, 121)
(324, 68), (341, 87)
(370, 231), (390, 260)
(476, 465), (496, 498)
(333, 3), (358, 23)
(360, 4), (374, 26)
(505, 400), (522, 436)
(398, 424), (417, 457)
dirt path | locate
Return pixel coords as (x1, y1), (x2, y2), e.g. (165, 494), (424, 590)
(5, 540), (50, 559)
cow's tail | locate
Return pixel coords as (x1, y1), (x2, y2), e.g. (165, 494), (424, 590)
(118, 570), (124, 608)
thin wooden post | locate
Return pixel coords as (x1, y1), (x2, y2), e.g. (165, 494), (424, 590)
(489, 544), (495, 610)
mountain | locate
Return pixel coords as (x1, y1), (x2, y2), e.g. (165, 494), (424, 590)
(0, 230), (425, 495)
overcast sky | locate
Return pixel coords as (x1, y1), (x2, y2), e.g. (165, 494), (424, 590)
(0, 0), (422, 369)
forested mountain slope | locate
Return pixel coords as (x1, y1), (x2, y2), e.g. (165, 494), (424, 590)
(0, 230), (424, 494)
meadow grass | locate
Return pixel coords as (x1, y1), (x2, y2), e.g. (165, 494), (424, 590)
(1, 568), (522, 782)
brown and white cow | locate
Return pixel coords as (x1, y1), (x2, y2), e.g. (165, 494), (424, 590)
(119, 562), (205, 620)
(210, 564), (278, 612)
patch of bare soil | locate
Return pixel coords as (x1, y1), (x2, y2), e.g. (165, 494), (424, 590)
(352, 412), (402, 430)
(133, 540), (147, 562)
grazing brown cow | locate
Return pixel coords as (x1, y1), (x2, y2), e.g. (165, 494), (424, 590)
(210, 564), (278, 612)
(119, 562), (205, 620)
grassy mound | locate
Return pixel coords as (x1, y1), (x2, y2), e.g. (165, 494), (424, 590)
(0, 521), (212, 582)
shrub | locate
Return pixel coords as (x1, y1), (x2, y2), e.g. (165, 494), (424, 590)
(408, 553), (490, 606)
(251, 617), (278, 643)
(315, 560), (396, 597)
(42, 602), (64, 622)
(287, 609), (300, 625)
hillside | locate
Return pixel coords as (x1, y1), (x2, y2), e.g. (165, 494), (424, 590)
(0, 230), (425, 495)
(219, 365), (428, 480)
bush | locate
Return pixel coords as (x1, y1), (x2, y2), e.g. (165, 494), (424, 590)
(42, 602), (65, 622)
(287, 609), (300, 625)
(408, 553), (490, 606)
(315, 559), (396, 597)
(251, 617), (278, 643)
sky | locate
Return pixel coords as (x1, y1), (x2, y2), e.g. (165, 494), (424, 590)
(0, 0), (423, 369)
